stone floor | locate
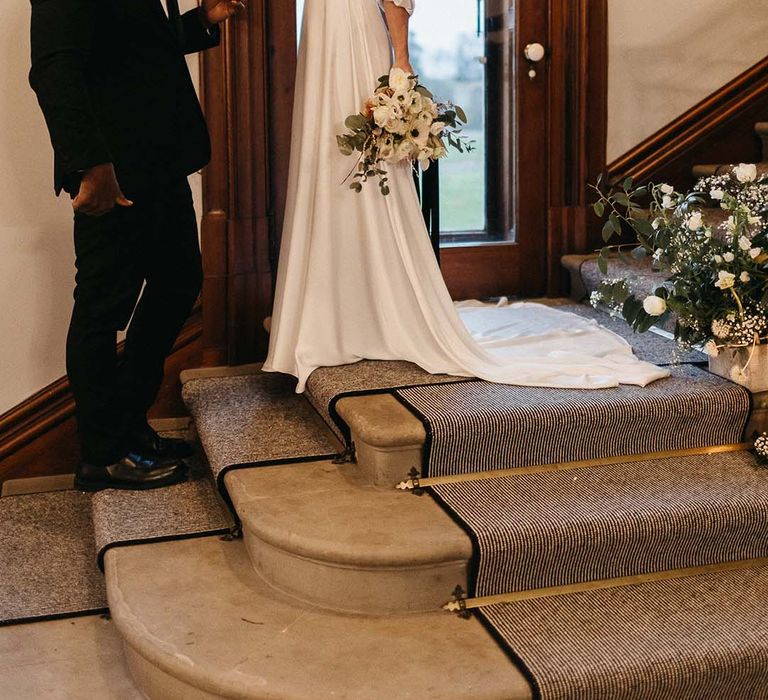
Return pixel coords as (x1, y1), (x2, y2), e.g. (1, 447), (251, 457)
(0, 615), (142, 699)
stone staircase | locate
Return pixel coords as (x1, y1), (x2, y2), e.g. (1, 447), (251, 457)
(94, 124), (768, 700)
(98, 339), (768, 698)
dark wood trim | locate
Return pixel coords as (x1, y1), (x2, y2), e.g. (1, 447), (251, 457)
(199, 2), (297, 365)
(606, 55), (768, 188)
(441, 243), (520, 300)
(0, 312), (202, 485)
(546, 0), (608, 293)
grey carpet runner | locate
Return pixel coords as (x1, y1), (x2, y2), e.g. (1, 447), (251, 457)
(484, 563), (768, 700)
(93, 373), (342, 567)
(0, 490), (107, 626)
(392, 364), (763, 698)
(431, 451), (768, 595)
(395, 364), (749, 478)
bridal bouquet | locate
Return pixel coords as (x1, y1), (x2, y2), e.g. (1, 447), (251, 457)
(590, 165), (768, 356)
(336, 68), (473, 195)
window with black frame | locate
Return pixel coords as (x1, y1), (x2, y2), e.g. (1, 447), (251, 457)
(296, 0), (514, 246)
(411, 0), (514, 245)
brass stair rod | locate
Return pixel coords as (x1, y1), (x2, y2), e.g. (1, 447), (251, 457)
(397, 442), (754, 491)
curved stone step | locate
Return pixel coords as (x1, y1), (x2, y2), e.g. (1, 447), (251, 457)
(225, 459), (472, 615)
(105, 537), (530, 700)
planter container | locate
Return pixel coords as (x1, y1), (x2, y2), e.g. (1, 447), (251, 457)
(708, 343), (768, 393)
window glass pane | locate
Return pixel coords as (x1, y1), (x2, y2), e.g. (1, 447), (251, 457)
(411, 0), (486, 233)
(295, 0), (487, 235)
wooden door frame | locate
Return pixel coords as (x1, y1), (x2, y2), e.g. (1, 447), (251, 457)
(199, 0), (607, 365)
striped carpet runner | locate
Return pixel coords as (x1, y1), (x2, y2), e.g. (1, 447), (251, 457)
(395, 368), (766, 699)
(395, 364), (749, 478)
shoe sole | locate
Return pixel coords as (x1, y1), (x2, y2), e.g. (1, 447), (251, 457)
(74, 468), (188, 493)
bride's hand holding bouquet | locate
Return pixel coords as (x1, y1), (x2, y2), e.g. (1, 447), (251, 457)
(337, 68), (473, 195)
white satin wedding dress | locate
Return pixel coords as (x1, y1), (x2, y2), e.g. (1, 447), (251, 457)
(263, 0), (669, 392)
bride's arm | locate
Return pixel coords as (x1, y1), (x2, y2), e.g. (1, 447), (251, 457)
(380, 1), (414, 74)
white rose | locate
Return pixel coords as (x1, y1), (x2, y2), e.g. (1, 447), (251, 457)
(738, 235), (752, 250)
(734, 163), (757, 183)
(660, 183), (675, 195)
(662, 195), (674, 209)
(713, 254), (723, 264)
(704, 341), (720, 357)
(723, 252), (735, 263)
(740, 271), (751, 283)
(389, 68), (413, 92)
(714, 270), (736, 290)
(710, 189), (725, 200)
(750, 247), (763, 259)
(642, 295), (667, 316)
(373, 105), (395, 128)
(687, 212), (703, 230)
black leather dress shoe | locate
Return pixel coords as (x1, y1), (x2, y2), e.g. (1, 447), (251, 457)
(74, 451), (188, 492)
(130, 426), (195, 460)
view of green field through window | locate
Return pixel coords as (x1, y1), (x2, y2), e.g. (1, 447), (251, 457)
(296, 0), (487, 235)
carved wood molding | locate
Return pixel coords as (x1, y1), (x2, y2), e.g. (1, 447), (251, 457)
(546, 0), (608, 292)
(200, 1), (296, 366)
(607, 56), (768, 185)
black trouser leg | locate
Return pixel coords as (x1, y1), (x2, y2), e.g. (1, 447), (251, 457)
(116, 180), (203, 436)
(67, 179), (202, 465)
(67, 206), (145, 465)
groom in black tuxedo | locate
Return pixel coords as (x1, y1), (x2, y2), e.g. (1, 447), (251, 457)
(29, 0), (242, 491)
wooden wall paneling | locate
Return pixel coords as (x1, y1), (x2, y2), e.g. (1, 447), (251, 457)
(514, 0), (550, 298)
(606, 57), (768, 192)
(546, 0), (608, 295)
(200, 37), (230, 367)
(200, 1), (298, 365)
(441, 243), (520, 300)
(266, 2), (298, 273)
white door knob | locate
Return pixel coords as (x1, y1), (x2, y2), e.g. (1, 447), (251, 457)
(524, 43), (546, 62)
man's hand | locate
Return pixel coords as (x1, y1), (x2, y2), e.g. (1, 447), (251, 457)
(73, 163), (133, 217)
(200, 0), (245, 27)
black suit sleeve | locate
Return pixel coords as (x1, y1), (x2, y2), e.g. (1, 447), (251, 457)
(180, 8), (221, 55)
(29, 0), (112, 184)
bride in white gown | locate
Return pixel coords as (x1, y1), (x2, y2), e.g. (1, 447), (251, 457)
(263, 0), (669, 393)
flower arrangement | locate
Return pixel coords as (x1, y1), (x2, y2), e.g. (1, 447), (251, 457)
(756, 432), (768, 466)
(336, 68), (473, 195)
(590, 165), (768, 357)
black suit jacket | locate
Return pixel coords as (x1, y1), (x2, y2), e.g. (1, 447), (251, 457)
(29, 0), (220, 195)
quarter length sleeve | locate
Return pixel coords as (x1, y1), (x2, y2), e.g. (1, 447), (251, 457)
(379, 0), (415, 15)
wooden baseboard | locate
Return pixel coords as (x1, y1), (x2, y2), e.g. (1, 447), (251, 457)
(606, 56), (768, 190)
(0, 309), (202, 486)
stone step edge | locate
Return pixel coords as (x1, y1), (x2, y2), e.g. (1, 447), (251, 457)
(105, 537), (530, 700)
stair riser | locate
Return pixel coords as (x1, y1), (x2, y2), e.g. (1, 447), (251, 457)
(351, 428), (423, 488)
(243, 526), (469, 615)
